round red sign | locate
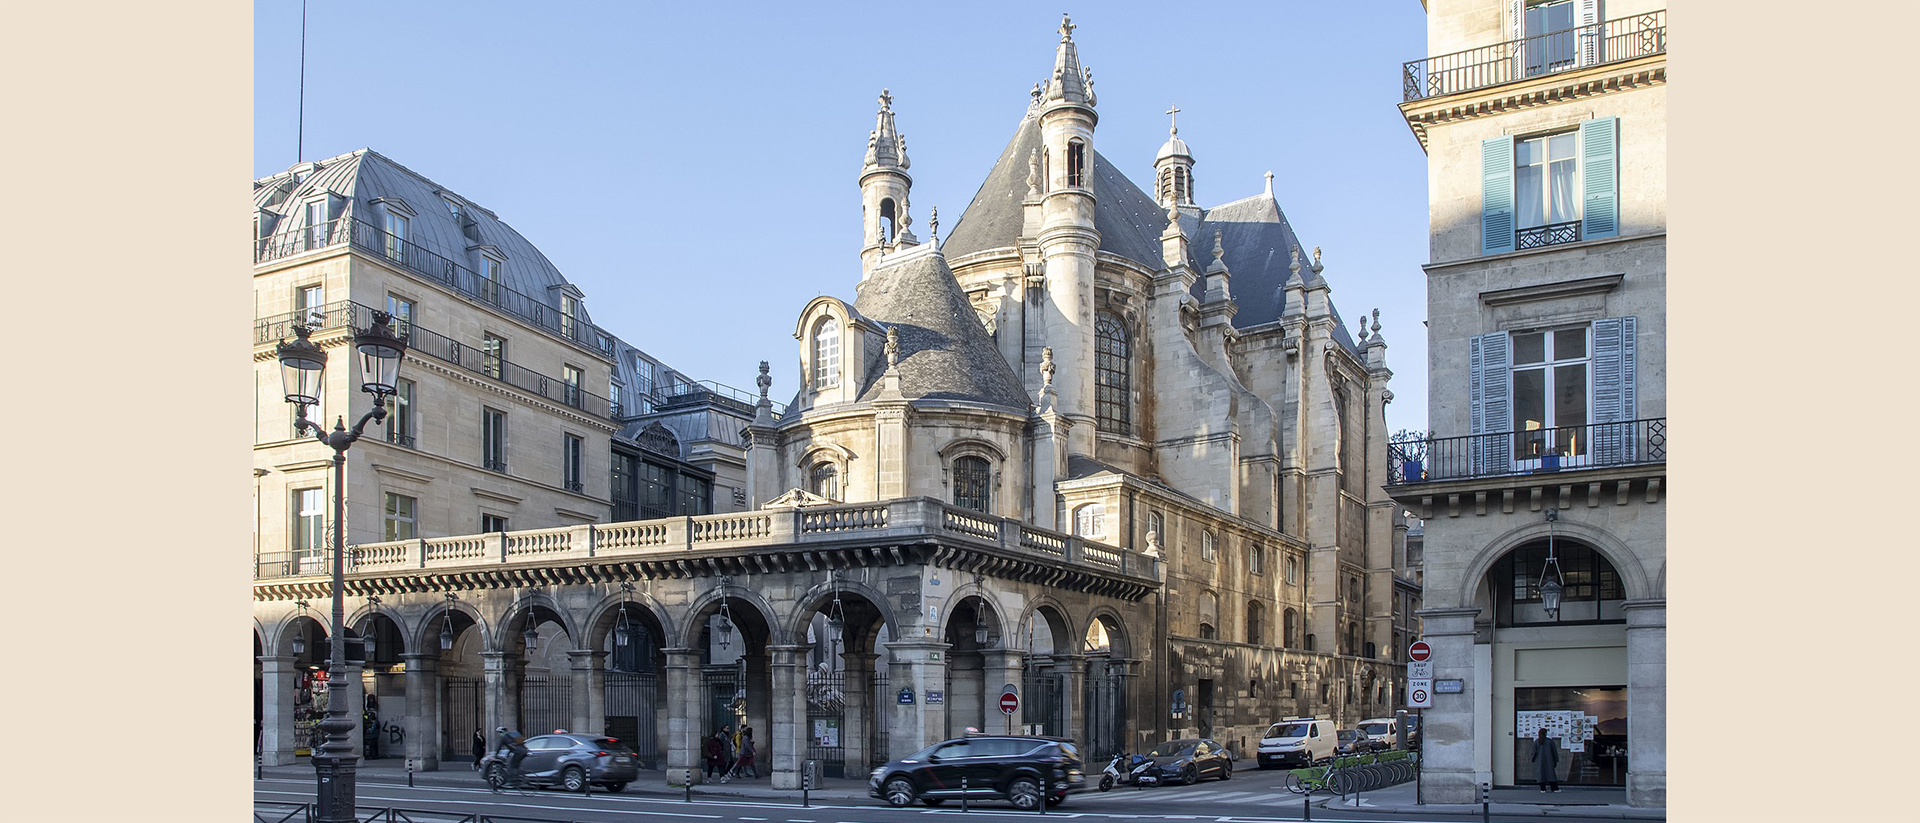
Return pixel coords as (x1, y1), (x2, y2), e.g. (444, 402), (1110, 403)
(1000, 691), (1019, 714)
(1408, 641), (1432, 662)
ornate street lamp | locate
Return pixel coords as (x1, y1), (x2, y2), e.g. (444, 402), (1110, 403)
(439, 592), (457, 652)
(275, 309), (407, 823)
(972, 571), (994, 648)
(615, 581), (635, 648)
(360, 596), (382, 663)
(291, 601), (310, 655)
(715, 577), (735, 649)
(1540, 510), (1566, 620)
(826, 570), (847, 645)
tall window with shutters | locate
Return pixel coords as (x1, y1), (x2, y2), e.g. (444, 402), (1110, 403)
(1469, 317), (1636, 474)
(1482, 117), (1617, 253)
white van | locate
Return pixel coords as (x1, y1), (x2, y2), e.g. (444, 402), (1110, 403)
(1255, 717), (1335, 769)
(1357, 717), (1399, 749)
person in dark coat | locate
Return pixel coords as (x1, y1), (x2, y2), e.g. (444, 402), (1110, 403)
(1531, 728), (1561, 792)
(705, 730), (727, 778)
(471, 729), (486, 771)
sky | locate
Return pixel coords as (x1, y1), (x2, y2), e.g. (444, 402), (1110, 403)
(254, 0), (1432, 434)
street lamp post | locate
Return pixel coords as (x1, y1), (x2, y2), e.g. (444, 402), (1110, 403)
(276, 310), (407, 823)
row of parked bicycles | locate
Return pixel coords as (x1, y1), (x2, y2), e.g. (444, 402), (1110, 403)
(1285, 751), (1419, 796)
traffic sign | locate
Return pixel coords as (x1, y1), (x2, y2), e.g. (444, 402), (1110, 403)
(1408, 661), (1433, 679)
(1000, 690), (1019, 715)
(1408, 678), (1433, 708)
(1408, 641), (1432, 662)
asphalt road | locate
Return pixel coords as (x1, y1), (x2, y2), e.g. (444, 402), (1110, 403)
(253, 764), (1647, 823)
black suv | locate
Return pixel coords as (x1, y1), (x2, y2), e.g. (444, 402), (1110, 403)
(870, 735), (1084, 809)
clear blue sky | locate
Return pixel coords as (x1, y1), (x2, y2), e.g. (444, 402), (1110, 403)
(254, 0), (1431, 434)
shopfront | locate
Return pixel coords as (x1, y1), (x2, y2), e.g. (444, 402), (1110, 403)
(1514, 686), (1628, 787)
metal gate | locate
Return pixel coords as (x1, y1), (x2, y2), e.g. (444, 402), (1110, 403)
(520, 675), (573, 735)
(806, 668), (846, 777)
(869, 671), (890, 766)
(1083, 666), (1127, 760)
(1022, 667), (1063, 737)
(605, 672), (661, 767)
(442, 677), (481, 761)
(701, 667), (742, 743)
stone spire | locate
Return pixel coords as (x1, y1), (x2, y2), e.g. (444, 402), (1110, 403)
(863, 88), (910, 171)
(1042, 14), (1094, 109)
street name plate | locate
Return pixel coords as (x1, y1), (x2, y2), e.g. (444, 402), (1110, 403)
(1435, 679), (1465, 694)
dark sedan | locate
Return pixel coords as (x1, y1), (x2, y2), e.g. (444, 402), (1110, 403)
(1144, 738), (1233, 785)
(480, 733), (641, 793)
(869, 735), (1084, 809)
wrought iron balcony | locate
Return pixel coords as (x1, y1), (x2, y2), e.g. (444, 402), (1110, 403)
(255, 215), (619, 357)
(1402, 10), (1666, 102)
(1389, 417), (1665, 485)
(1517, 220), (1581, 250)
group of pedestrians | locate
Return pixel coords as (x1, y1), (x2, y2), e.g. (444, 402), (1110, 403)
(704, 724), (758, 780)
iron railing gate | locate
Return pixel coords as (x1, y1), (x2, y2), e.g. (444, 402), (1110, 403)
(869, 671), (890, 766)
(604, 671), (661, 767)
(520, 675), (573, 735)
(443, 677), (481, 762)
(1023, 667), (1063, 737)
(701, 667), (742, 742)
(806, 668), (847, 777)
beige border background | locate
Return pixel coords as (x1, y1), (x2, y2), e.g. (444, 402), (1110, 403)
(2, 1), (1912, 820)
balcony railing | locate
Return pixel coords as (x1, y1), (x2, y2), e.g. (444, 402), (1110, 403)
(1388, 417), (1665, 485)
(1517, 220), (1581, 250)
(1402, 10), (1666, 102)
(253, 497), (1153, 582)
(256, 300), (618, 421)
(256, 216), (619, 357)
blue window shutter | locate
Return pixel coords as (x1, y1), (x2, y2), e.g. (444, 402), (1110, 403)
(1482, 137), (1516, 254)
(1581, 117), (1619, 239)
(1591, 317), (1637, 463)
(1469, 331), (1512, 475)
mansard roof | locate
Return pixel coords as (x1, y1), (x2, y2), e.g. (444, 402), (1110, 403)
(253, 149), (589, 323)
(851, 246), (1031, 410)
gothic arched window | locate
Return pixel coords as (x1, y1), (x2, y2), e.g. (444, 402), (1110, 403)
(952, 456), (991, 513)
(812, 317), (840, 390)
(1095, 313), (1130, 435)
(879, 198), (897, 244)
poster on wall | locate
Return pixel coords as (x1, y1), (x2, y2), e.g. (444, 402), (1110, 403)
(813, 718), (840, 748)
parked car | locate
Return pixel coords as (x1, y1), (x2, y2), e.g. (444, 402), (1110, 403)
(480, 733), (640, 793)
(1142, 738), (1233, 785)
(1357, 717), (1400, 750)
(1256, 718), (1335, 768)
(870, 735), (1084, 809)
(1335, 729), (1374, 756)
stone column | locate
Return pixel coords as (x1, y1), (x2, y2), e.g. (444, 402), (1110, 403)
(1413, 607), (1482, 804)
(481, 652), (524, 749)
(664, 648), (700, 782)
(840, 651), (878, 771)
(401, 653), (440, 771)
(336, 662), (365, 758)
(569, 650), (608, 737)
(1055, 652), (1086, 743)
(1623, 600), (1666, 808)
(885, 638), (951, 759)
(767, 645), (809, 789)
(981, 648), (1028, 736)
(259, 656), (298, 766)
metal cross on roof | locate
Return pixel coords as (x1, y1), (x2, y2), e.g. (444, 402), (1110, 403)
(1166, 105), (1181, 134)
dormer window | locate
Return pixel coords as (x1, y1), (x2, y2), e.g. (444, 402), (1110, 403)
(384, 210), (410, 263)
(812, 317), (840, 389)
(479, 256), (502, 304)
(561, 294), (579, 340)
(303, 199), (329, 250)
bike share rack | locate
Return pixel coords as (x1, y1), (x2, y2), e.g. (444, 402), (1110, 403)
(1283, 751), (1421, 820)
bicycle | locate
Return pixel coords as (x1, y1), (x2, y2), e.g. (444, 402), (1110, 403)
(1285, 756), (1349, 795)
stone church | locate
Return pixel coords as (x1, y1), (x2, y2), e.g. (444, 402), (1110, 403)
(250, 15), (1417, 790)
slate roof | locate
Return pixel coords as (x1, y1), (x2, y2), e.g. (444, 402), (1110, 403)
(253, 149), (589, 322)
(851, 247), (1031, 410)
(940, 110), (1360, 355)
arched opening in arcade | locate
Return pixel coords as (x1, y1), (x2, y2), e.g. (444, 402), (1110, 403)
(1080, 614), (1131, 760)
(941, 585), (1009, 742)
(1018, 604), (1071, 740)
(683, 579), (777, 778)
(794, 572), (892, 777)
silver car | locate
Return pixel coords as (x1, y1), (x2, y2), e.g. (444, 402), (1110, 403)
(481, 733), (641, 793)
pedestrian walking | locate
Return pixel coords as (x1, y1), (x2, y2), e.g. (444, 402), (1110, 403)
(1531, 728), (1561, 793)
(471, 729), (486, 771)
(705, 729), (727, 778)
(739, 728), (758, 778)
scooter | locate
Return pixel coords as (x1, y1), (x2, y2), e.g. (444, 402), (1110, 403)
(1099, 752), (1125, 791)
(1129, 753), (1161, 788)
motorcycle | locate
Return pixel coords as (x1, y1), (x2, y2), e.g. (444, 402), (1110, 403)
(1099, 752), (1160, 791)
(1129, 753), (1160, 788)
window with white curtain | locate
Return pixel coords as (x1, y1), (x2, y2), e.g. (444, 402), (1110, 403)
(813, 317), (841, 389)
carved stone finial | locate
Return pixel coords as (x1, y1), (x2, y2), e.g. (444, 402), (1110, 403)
(885, 327), (900, 368)
(1212, 230), (1225, 262)
(1358, 317), (1370, 342)
(1290, 245), (1301, 273)
(1041, 347), (1056, 388)
(1167, 202), (1180, 227)
(1027, 148), (1040, 195)
(929, 207), (939, 242)
(1371, 308), (1381, 333)
(756, 360), (771, 399)
(1059, 13), (1075, 41)
(1031, 82), (1043, 103)
(1264, 170), (1274, 196)
(878, 88), (893, 111)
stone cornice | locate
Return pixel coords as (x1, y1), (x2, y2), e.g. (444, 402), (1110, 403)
(1399, 55), (1667, 150)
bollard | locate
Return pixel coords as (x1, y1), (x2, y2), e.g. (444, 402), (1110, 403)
(1302, 787), (1311, 821)
(686, 769), (693, 803)
(1038, 774), (1047, 816)
(255, 752), (262, 781)
(962, 775), (969, 813)
(1480, 782), (1490, 823)
(802, 760), (812, 808)
(407, 760), (414, 788)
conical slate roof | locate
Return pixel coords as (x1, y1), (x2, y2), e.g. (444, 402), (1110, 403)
(852, 248), (1030, 409)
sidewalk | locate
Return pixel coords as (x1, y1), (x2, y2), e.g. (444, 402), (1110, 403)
(1320, 779), (1665, 819)
(256, 756), (879, 802)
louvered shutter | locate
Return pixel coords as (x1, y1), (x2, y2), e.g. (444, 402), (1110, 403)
(1469, 331), (1512, 476)
(1591, 317), (1637, 464)
(1509, 0), (1526, 82)
(1578, 0), (1603, 66)
(1581, 117), (1619, 239)
(1482, 137), (1516, 254)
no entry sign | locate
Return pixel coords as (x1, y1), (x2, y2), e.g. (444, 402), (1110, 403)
(1408, 641), (1432, 662)
(1000, 690), (1020, 715)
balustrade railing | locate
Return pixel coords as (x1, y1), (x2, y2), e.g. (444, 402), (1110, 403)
(259, 498), (1153, 581)
(1517, 219), (1581, 250)
(1389, 417), (1666, 485)
(1402, 11), (1665, 102)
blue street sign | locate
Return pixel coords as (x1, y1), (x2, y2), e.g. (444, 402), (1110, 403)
(927, 690), (944, 704)
(898, 687), (915, 705)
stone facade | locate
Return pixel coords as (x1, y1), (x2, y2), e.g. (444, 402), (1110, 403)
(1395, 0), (1666, 808)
